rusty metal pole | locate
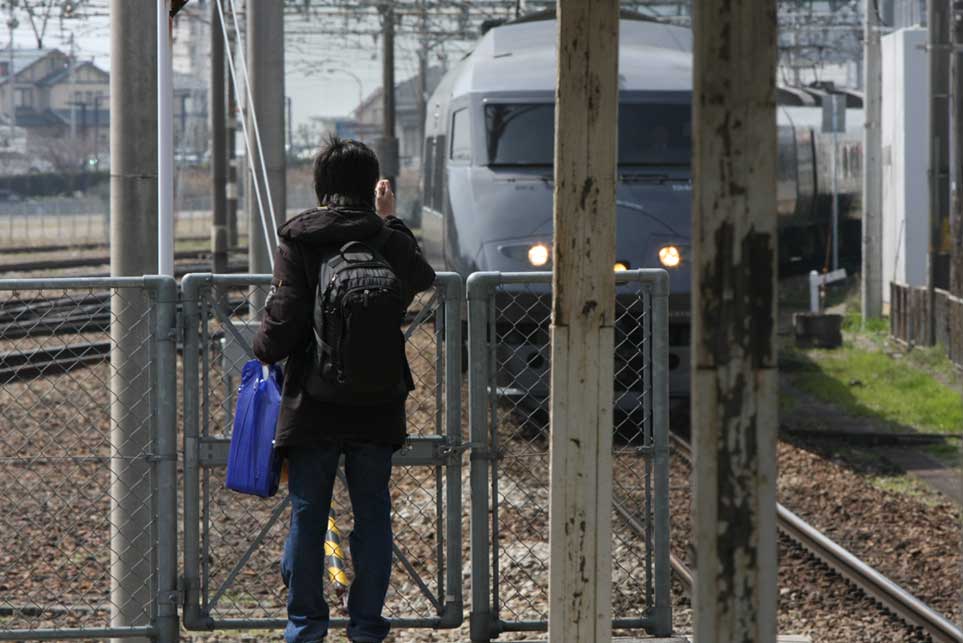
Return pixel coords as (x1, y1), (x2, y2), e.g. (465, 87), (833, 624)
(211, 0), (227, 274)
(929, 0), (951, 344)
(692, 1), (779, 642)
(547, 2), (619, 642)
(951, 1), (963, 298)
(380, 3), (399, 189)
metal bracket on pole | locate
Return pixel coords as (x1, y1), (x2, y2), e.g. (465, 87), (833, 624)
(809, 268), (847, 313)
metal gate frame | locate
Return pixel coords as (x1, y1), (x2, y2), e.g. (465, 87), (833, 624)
(180, 272), (464, 633)
(0, 275), (179, 642)
(465, 270), (672, 641)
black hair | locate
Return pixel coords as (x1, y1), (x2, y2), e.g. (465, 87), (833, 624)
(313, 135), (380, 208)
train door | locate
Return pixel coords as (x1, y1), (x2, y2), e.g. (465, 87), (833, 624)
(421, 135), (445, 268)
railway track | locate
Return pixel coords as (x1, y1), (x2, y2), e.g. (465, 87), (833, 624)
(0, 341), (112, 382)
(666, 432), (962, 643)
(0, 247), (247, 273)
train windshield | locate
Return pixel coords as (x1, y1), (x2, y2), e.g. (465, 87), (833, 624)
(485, 102), (692, 167)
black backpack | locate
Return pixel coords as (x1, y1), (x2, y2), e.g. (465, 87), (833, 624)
(303, 228), (409, 405)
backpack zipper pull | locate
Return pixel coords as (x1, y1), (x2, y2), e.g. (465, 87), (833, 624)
(363, 289), (370, 308)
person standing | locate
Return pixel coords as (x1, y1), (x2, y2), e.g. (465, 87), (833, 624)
(253, 136), (435, 643)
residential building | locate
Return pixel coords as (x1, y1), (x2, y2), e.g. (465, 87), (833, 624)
(171, 0), (210, 159)
(0, 47), (109, 170)
(353, 67), (445, 169)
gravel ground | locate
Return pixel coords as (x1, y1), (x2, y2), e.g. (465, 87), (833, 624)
(0, 282), (958, 643)
(669, 437), (960, 643)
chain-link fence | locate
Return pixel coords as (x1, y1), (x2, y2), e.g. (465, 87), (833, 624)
(466, 270), (671, 641)
(0, 269), (671, 642)
(0, 276), (178, 641)
(180, 272), (464, 633)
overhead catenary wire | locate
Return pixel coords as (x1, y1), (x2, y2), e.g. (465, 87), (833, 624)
(213, 0), (276, 270)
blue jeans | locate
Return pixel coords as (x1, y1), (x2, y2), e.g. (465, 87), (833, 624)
(281, 442), (394, 643)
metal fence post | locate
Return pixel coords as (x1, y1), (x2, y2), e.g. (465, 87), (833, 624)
(149, 276), (180, 643)
(468, 272), (497, 643)
(442, 274), (465, 628)
(650, 271), (672, 636)
(180, 274), (211, 630)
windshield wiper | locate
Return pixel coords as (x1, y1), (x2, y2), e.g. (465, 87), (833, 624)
(616, 200), (686, 237)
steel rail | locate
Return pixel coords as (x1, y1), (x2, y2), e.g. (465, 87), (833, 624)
(0, 248), (248, 273)
(668, 432), (962, 643)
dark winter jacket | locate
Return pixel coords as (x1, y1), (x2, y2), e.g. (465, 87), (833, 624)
(252, 206), (436, 448)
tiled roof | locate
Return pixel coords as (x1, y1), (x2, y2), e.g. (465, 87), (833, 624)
(0, 48), (61, 85)
(36, 61), (107, 87)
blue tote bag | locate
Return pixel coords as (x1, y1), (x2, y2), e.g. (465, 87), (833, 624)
(226, 360), (284, 498)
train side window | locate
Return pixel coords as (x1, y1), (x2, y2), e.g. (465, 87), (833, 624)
(450, 109), (472, 162)
(423, 137), (435, 208)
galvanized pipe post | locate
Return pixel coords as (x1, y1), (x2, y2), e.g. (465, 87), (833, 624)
(548, 2), (619, 642)
(467, 273), (495, 643)
(109, 1), (158, 640)
(650, 272), (671, 636)
(441, 275), (465, 628)
(149, 275), (179, 643)
(692, 1), (779, 642)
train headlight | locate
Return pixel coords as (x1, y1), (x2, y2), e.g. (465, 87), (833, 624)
(528, 243), (550, 267)
(658, 245), (682, 268)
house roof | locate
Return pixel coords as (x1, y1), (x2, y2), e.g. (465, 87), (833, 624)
(355, 66), (445, 119)
(0, 48), (65, 86)
(36, 60), (108, 87)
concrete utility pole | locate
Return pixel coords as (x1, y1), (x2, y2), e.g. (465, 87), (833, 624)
(246, 0), (285, 282)
(929, 0), (951, 344)
(109, 1), (157, 640)
(416, 0), (428, 181)
(952, 1), (963, 297)
(6, 9), (15, 146)
(547, 2), (618, 642)
(380, 3), (399, 189)
(862, 0), (883, 319)
(69, 32), (77, 140)
(211, 0), (227, 274)
(692, 0), (778, 642)
(226, 20), (238, 248)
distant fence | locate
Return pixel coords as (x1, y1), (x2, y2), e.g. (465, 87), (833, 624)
(890, 281), (963, 367)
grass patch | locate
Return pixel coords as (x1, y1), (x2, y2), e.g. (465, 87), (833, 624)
(926, 441), (963, 467)
(789, 343), (962, 435)
(869, 473), (943, 505)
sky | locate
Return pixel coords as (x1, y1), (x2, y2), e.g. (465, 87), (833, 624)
(2, 3), (444, 129)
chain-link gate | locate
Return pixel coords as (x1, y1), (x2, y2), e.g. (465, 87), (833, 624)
(181, 272), (464, 633)
(0, 276), (178, 641)
(466, 270), (672, 641)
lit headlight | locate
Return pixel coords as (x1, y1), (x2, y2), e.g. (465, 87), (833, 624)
(614, 262), (629, 272)
(528, 243), (550, 267)
(658, 245), (681, 268)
